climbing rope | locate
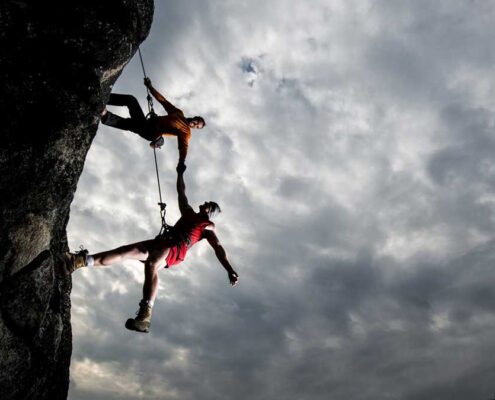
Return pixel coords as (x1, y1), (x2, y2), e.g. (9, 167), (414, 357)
(138, 47), (156, 118)
(138, 46), (171, 236)
(153, 147), (169, 236)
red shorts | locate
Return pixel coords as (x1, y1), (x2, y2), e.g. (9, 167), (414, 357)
(165, 242), (188, 268)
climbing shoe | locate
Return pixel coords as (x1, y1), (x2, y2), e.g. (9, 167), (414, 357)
(125, 301), (153, 333)
(64, 248), (88, 274)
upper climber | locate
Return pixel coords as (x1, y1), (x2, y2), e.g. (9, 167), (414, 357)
(101, 78), (205, 167)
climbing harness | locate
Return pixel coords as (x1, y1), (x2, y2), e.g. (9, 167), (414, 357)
(138, 46), (172, 237)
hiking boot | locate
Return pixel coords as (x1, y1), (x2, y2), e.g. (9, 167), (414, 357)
(64, 248), (88, 275)
(125, 301), (153, 333)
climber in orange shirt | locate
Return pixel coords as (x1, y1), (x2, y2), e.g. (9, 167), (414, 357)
(101, 78), (205, 166)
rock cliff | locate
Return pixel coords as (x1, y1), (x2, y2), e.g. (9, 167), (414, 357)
(0, 1), (153, 398)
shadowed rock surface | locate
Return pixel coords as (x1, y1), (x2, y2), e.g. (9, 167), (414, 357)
(0, 1), (153, 398)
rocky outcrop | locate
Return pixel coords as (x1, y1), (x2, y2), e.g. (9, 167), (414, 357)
(0, 1), (154, 398)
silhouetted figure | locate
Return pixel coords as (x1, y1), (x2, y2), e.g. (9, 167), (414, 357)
(101, 78), (205, 167)
(65, 163), (238, 333)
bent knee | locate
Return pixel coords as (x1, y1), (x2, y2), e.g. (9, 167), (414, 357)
(146, 252), (167, 270)
(145, 260), (165, 272)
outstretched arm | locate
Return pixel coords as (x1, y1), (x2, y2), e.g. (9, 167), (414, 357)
(177, 135), (189, 165)
(176, 162), (191, 215)
(204, 229), (239, 286)
(144, 78), (180, 115)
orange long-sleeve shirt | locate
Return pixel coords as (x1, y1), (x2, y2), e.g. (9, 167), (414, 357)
(149, 110), (191, 163)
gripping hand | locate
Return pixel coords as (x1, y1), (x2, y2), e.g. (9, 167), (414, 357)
(228, 270), (239, 286)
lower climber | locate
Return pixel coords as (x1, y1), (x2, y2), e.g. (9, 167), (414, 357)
(65, 163), (238, 333)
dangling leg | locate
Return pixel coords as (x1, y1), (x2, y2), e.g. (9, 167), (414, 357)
(141, 245), (169, 302)
(126, 242), (170, 333)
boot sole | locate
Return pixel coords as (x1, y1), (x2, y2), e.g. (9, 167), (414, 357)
(125, 318), (150, 333)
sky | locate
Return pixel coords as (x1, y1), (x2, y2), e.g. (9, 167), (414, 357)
(67, 1), (495, 399)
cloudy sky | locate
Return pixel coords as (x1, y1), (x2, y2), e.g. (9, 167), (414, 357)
(67, 1), (495, 399)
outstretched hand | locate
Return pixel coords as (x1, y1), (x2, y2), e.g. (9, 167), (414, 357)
(144, 77), (152, 88)
(228, 270), (239, 286)
(176, 161), (187, 174)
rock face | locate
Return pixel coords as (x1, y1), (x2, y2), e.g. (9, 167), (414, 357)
(0, 2), (153, 398)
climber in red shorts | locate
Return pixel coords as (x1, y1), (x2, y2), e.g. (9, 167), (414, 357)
(65, 163), (239, 333)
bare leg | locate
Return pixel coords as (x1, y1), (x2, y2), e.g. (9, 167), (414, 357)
(90, 238), (170, 303)
(142, 246), (170, 302)
(91, 240), (153, 267)
(121, 239), (171, 333)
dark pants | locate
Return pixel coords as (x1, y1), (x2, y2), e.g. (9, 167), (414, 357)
(103, 94), (155, 141)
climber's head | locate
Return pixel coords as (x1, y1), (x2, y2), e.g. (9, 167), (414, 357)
(199, 201), (221, 219)
(187, 116), (205, 129)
